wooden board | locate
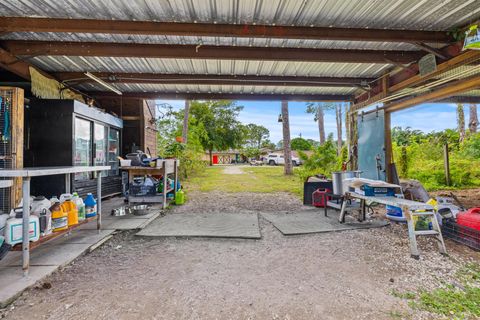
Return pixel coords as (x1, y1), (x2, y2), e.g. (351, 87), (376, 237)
(11, 217), (97, 251)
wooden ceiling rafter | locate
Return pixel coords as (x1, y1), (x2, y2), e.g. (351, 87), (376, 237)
(351, 48), (480, 112)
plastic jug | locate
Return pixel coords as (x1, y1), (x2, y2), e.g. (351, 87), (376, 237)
(60, 193), (73, 203)
(31, 196), (51, 215)
(5, 211), (40, 245)
(61, 199), (78, 227)
(84, 193), (97, 218)
(50, 196), (60, 206)
(72, 193), (86, 221)
(175, 189), (185, 205)
(50, 202), (68, 232)
(38, 208), (52, 236)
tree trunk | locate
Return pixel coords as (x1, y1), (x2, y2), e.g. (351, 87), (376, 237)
(469, 104), (478, 134)
(335, 103), (342, 155)
(317, 107), (325, 145)
(281, 101), (293, 175)
(457, 103), (466, 142)
(209, 149), (213, 166)
(182, 100), (190, 144)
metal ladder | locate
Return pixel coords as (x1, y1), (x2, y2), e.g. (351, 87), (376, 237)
(406, 209), (447, 259)
(339, 192), (447, 258)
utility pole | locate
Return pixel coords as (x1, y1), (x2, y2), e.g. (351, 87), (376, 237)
(281, 101), (293, 175)
(182, 100), (190, 144)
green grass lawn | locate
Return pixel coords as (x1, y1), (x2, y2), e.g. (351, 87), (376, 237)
(185, 165), (303, 196)
(392, 263), (480, 319)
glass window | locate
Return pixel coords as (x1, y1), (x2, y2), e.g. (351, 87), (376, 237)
(94, 124), (108, 176)
(108, 128), (120, 176)
(74, 118), (92, 180)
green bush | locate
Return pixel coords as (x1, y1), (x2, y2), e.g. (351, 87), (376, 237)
(297, 140), (340, 181)
(392, 127), (480, 191)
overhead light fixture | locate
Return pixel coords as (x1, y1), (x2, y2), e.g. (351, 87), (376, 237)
(84, 72), (122, 95)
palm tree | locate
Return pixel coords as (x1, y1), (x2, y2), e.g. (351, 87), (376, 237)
(457, 103), (465, 142)
(469, 104), (478, 134)
(182, 100), (190, 143)
(281, 101), (293, 175)
(306, 102), (334, 145)
(335, 103), (343, 155)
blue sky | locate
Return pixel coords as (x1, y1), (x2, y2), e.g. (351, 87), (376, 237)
(158, 100), (470, 144)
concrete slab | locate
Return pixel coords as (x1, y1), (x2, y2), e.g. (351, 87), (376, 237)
(47, 229), (116, 245)
(137, 213), (261, 239)
(0, 266), (57, 307)
(2, 243), (94, 267)
(0, 197), (162, 307)
(261, 211), (388, 235)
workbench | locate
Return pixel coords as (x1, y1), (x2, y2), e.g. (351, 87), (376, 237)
(0, 166), (110, 276)
(339, 191), (447, 258)
(122, 159), (178, 209)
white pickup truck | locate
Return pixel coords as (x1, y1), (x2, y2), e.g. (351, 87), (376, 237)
(264, 153), (301, 166)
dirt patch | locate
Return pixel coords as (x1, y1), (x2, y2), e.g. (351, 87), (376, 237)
(431, 188), (480, 209)
(2, 191), (479, 320)
(223, 166), (245, 175)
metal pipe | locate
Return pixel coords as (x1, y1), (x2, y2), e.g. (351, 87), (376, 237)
(22, 178), (30, 277)
(96, 173), (102, 231)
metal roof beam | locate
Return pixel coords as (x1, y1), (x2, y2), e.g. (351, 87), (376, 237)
(1, 40), (423, 64)
(0, 17), (453, 43)
(54, 72), (374, 87)
(88, 92), (352, 101)
(352, 46), (480, 110)
(385, 74), (480, 113)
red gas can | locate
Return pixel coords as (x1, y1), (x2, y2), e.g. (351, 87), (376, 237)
(457, 208), (480, 231)
(312, 188), (331, 208)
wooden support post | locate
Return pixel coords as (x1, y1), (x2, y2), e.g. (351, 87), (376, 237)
(443, 143), (451, 186)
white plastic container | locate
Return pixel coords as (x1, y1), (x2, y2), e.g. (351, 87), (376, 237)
(31, 196), (51, 215)
(5, 215), (40, 245)
(50, 196), (60, 205)
(59, 193), (73, 203)
(120, 159), (132, 167)
(0, 214), (9, 236)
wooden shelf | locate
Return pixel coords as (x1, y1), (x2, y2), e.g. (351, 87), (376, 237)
(11, 216), (97, 251)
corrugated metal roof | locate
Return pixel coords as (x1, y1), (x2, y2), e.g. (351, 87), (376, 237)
(0, 32), (423, 51)
(76, 82), (357, 95)
(29, 56), (391, 78)
(0, 0), (478, 31)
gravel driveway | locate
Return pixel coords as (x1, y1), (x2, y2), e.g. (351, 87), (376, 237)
(2, 191), (479, 320)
